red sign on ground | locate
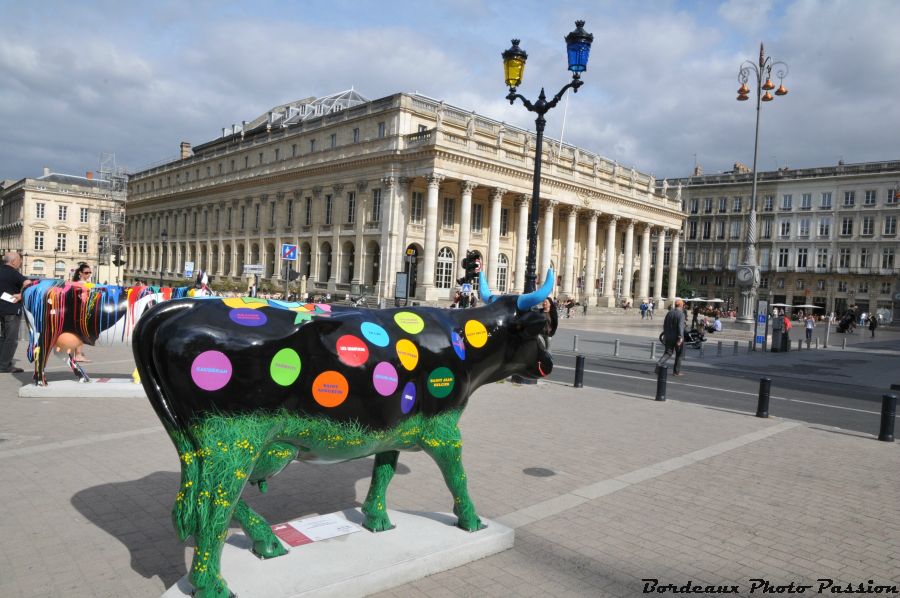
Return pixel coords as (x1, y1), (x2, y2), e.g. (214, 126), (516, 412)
(271, 523), (313, 547)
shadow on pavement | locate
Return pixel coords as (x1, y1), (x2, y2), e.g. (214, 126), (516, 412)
(71, 457), (411, 587)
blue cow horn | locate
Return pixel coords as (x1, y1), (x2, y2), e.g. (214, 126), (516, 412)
(517, 268), (555, 311)
(478, 271), (496, 303)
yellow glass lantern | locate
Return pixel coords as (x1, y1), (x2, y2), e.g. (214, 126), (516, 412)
(502, 39), (528, 89)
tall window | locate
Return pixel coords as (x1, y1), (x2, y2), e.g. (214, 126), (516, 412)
(778, 248), (790, 268)
(500, 208), (509, 236)
(717, 197), (727, 213)
(800, 193), (812, 209)
(80, 207), (89, 223)
(861, 216), (874, 236)
(840, 218), (853, 236)
(820, 192), (832, 208)
(713, 220), (724, 239)
(781, 194), (792, 210)
(352, 128), (360, 143)
(442, 197), (456, 228)
(888, 189), (899, 205)
(58, 205), (68, 221)
(703, 198), (712, 213)
(701, 221), (711, 239)
(864, 190), (877, 205)
(798, 218), (810, 237)
(78, 234), (88, 253)
(688, 221), (697, 239)
(760, 247), (771, 269)
(471, 204), (483, 232)
(245, 156), (249, 169)
(305, 197), (312, 226)
(860, 247), (871, 268)
(371, 189), (382, 222)
(882, 248), (895, 269)
(254, 204), (260, 229)
(35, 203), (45, 219)
(258, 152), (263, 165)
(436, 247), (454, 289)
(56, 233), (67, 252)
(377, 122), (386, 138)
(240, 206), (246, 229)
(226, 207), (232, 230)
(779, 219), (791, 237)
(763, 195), (774, 211)
(796, 248), (808, 268)
(496, 254), (509, 292)
(728, 247), (739, 268)
(411, 192), (424, 223)
(34, 230), (44, 250)
(884, 216), (897, 235)
(761, 219), (772, 239)
(309, 139), (316, 152)
(843, 191), (855, 207)
(839, 248), (851, 268)
(732, 197), (742, 212)
(818, 217), (831, 237)
(329, 133), (336, 148)
(346, 192), (356, 224)
(287, 199), (294, 226)
(689, 199), (698, 214)
(325, 195), (333, 225)
(816, 248), (828, 269)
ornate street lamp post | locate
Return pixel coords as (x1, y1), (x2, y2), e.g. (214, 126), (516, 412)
(159, 229), (168, 288)
(502, 20), (593, 293)
(735, 43), (789, 323)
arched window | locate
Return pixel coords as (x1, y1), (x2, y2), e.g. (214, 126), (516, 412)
(436, 247), (454, 289)
(32, 259), (45, 273)
(496, 253), (509, 293)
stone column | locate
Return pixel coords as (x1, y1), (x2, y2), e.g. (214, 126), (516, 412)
(584, 210), (599, 305)
(457, 180), (476, 279)
(668, 231), (681, 304)
(562, 207), (578, 297)
(330, 184), (343, 290)
(601, 215), (619, 306)
(654, 227), (666, 308)
(487, 187), (504, 286)
(310, 187), (322, 287)
(638, 224), (652, 301)
(353, 181), (368, 285)
(622, 219), (635, 303)
(539, 199), (557, 281)
(513, 195), (528, 292)
(392, 177), (412, 278)
(422, 173), (443, 297)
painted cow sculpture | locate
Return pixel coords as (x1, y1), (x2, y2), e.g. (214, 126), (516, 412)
(23, 279), (209, 385)
(133, 270), (555, 598)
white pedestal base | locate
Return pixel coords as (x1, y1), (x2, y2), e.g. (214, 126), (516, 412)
(163, 509), (514, 598)
(18, 378), (146, 398)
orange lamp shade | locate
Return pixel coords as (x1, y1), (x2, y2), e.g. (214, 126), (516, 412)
(775, 84), (788, 96)
(738, 83), (750, 95)
(762, 78), (775, 91)
(761, 91), (774, 102)
(737, 94), (750, 101)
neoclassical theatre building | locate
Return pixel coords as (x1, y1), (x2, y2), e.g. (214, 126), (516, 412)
(125, 90), (684, 305)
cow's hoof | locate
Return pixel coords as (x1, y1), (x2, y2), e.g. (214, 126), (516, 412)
(456, 518), (485, 532)
(252, 538), (287, 559)
(362, 516), (395, 532)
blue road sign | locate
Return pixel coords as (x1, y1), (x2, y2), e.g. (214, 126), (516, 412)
(461, 283), (472, 293)
(757, 314), (766, 324)
(281, 243), (298, 261)
(755, 335), (764, 344)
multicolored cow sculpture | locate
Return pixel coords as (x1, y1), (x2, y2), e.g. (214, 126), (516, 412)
(22, 280), (210, 385)
(133, 270), (555, 598)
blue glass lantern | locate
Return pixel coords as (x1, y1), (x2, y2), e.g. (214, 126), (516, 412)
(565, 20), (593, 73)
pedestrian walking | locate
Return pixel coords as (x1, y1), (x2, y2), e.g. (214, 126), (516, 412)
(640, 301), (647, 319)
(0, 251), (33, 374)
(646, 299), (654, 320)
(805, 314), (815, 343)
(656, 298), (686, 376)
(868, 314), (878, 338)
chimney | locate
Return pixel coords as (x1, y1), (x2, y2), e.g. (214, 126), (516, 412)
(241, 121), (248, 138)
(43, 166), (50, 177)
(232, 124), (237, 135)
(180, 141), (192, 160)
(222, 127), (227, 137)
(85, 171), (94, 180)
(267, 111), (273, 131)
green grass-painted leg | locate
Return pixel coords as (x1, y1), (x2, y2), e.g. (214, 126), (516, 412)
(361, 450), (399, 532)
(419, 418), (484, 532)
(232, 499), (287, 559)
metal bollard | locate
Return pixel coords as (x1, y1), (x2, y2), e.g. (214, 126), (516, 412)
(878, 392), (897, 441)
(842, 338), (847, 350)
(614, 339), (620, 357)
(797, 338), (803, 351)
(717, 341), (723, 356)
(699, 342), (704, 358)
(650, 341), (656, 359)
(815, 337), (819, 349)
(574, 355), (586, 389)
(733, 341), (739, 355)
(655, 365), (667, 401)
(573, 335), (579, 352)
(756, 377), (771, 418)
(748, 340), (753, 353)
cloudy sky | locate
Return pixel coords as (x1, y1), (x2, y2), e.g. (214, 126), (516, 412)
(2, 0), (897, 182)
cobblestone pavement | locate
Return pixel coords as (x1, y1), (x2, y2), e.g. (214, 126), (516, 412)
(0, 331), (897, 597)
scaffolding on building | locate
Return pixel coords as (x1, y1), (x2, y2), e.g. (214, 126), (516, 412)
(97, 153), (128, 279)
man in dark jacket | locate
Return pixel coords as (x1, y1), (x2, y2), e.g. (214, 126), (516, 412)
(0, 252), (32, 373)
(657, 298), (686, 376)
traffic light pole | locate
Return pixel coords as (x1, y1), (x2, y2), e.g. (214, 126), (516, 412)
(283, 261), (290, 300)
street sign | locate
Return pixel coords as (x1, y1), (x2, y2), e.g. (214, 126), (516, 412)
(461, 283), (472, 293)
(281, 243), (298, 261)
(757, 314), (766, 324)
(756, 335), (764, 344)
(243, 264), (265, 275)
(184, 261), (195, 278)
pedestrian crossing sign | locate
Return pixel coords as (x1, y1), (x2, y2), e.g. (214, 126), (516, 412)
(756, 335), (764, 344)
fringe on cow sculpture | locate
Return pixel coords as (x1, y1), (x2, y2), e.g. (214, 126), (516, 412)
(23, 275), (213, 385)
(133, 270), (556, 598)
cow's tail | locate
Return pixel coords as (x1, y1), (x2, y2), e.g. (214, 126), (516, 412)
(132, 299), (199, 541)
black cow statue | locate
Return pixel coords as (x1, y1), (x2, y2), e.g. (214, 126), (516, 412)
(133, 270), (555, 598)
